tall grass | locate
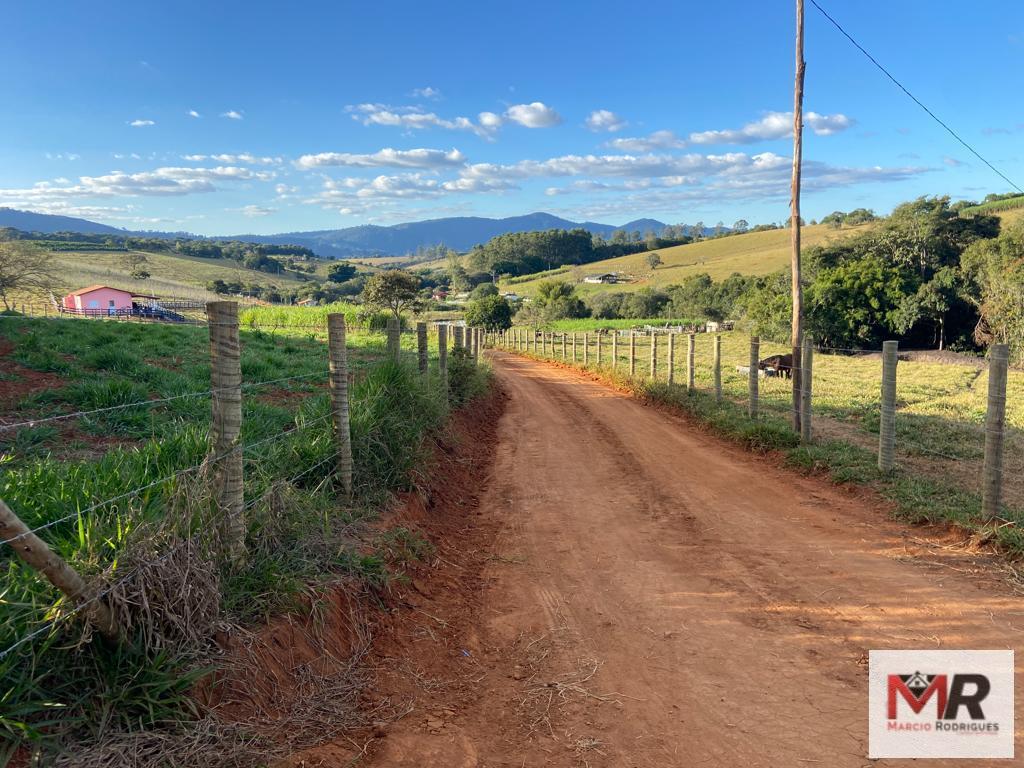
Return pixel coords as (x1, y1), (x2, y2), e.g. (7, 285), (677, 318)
(0, 315), (491, 761)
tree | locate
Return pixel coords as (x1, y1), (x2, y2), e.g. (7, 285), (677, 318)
(362, 270), (422, 322)
(732, 219), (749, 233)
(0, 240), (57, 310)
(470, 282), (498, 300)
(327, 261), (358, 283)
(646, 252), (663, 270)
(531, 280), (588, 320)
(465, 294), (513, 330)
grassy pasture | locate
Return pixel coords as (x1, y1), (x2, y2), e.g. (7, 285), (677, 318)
(0, 309), (486, 758)
(501, 223), (871, 296)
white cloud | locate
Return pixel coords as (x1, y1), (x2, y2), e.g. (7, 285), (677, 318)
(608, 111), (853, 151)
(607, 130), (687, 152)
(585, 109), (628, 132)
(296, 147), (466, 170)
(129, 119), (155, 127)
(411, 86), (442, 99)
(188, 109), (201, 118)
(689, 111), (852, 145)
(182, 153), (281, 165)
(221, 110), (244, 120)
(479, 111), (503, 129)
(504, 102), (561, 128)
(345, 101), (561, 137)
(346, 103), (495, 139)
(236, 204), (276, 217)
(0, 165), (275, 203)
(44, 152), (81, 161)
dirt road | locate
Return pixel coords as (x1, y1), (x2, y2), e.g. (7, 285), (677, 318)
(363, 352), (1024, 767)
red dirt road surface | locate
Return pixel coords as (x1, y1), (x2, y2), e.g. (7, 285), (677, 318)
(361, 352), (1024, 767)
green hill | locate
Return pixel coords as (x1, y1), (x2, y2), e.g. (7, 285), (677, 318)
(501, 223), (871, 297)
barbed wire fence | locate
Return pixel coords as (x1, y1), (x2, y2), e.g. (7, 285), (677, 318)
(490, 326), (1018, 520)
(0, 306), (486, 664)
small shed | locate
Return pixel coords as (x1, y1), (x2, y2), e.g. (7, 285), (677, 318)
(583, 273), (617, 285)
(63, 285), (135, 314)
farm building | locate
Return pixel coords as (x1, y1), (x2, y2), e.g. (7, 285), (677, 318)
(63, 285), (136, 314)
(583, 273), (618, 285)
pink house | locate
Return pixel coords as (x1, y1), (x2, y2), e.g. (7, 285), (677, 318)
(63, 285), (135, 315)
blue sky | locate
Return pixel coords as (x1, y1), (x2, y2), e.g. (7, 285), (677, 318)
(1, 0), (1021, 235)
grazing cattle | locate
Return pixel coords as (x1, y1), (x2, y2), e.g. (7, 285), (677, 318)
(759, 353), (794, 379)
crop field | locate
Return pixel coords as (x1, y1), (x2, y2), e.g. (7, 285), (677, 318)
(511, 328), (1024, 513)
(0, 307), (485, 758)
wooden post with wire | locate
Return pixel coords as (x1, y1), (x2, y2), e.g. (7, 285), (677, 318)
(650, 333), (658, 380)
(328, 314), (354, 497)
(667, 332), (675, 384)
(878, 340), (898, 472)
(612, 332), (618, 372)
(416, 322), (428, 376)
(572, 333), (578, 362)
(790, 0), (806, 435)
(982, 344), (1009, 520)
(800, 334), (813, 442)
(438, 324), (449, 392)
(0, 499), (120, 641)
(713, 334), (722, 401)
(207, 300), (245, 564)
(596, 333), (602, 366)
(687, 333), (696, 391)
(386, 316), (401, 362)
(749, 335), (760, 419)
(629, 332), (636, 376)
(584, 333), (589, 366)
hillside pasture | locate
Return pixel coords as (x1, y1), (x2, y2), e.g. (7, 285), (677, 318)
(502, 223), (871, 296)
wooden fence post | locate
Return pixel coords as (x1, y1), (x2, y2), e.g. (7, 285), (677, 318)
(584, 333), (589, 366)
(0, 499), (119, 640)
(327, 314), (354, 497)
(561, 332), (566, 360)
(416, 322), (428, 376)
(800, 334), (813, 442)
(612, 332), (618, 372)
(667, 333), (675, 384)
(207, 301), (245, 564)
(437, 324), (448, 391)
(453, 325), (464, 352)
(472, 327), (480, 362)
(687, 333), (695, 391)
(650, 333), (658, 380)
(597, 333), (602, 366)
(749, 335), (759, 419)
(878, 340), (898, 472)
(386, 316), (401, 362)
(629, 332), (636, 375)
(713, 334), (722, 402)
(572, 333), (578, 362)
(982, 344), (1009, 520)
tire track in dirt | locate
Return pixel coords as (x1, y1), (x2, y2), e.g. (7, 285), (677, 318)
(357, 352), (1024, 767)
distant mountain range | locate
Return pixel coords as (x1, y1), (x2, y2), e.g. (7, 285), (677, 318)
(0, 207), (705, 259)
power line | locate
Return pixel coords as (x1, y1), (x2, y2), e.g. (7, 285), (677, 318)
(808, 0), (1023, 194)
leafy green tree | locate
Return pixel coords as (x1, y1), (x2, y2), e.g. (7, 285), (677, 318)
(961, 220), (1024, 362)
(327, 261), (358, 283)
(465, 294), (513, 330)
(362, 270), (422, 322)
(531, 280), (589, 320)
(732, 219), (749, 233)
(470, 282), (498, 300)
(806, 256), (914, 348)
(646, 252), (663, 270)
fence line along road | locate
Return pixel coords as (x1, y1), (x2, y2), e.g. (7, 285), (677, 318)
(492, 328), (1014, 519)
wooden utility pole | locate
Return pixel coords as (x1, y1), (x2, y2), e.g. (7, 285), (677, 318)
(790, 0), (806, 434)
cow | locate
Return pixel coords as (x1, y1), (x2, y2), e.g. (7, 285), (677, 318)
(759, 353), (794, 379)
